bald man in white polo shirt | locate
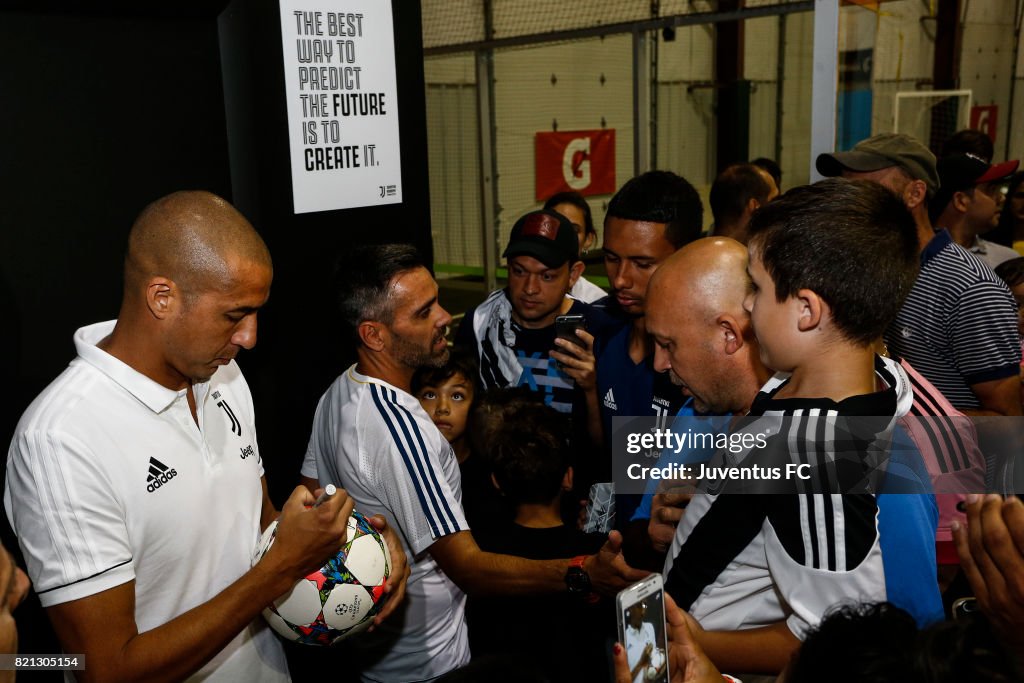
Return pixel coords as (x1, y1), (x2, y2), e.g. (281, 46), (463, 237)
(4, 192), (406, 682)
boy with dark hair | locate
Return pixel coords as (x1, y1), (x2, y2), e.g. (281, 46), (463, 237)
(467, 402), (613, 682)
(413, 351), (504, 533)
(746, 178), (919, 350)
(663, 179), (935, 674)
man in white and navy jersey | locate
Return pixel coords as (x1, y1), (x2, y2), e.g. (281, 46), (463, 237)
(301, 244), (647, 682)
(649, 184), (941, 675)
(818, 133), (1022, 416)
(3, 192), (402, 682)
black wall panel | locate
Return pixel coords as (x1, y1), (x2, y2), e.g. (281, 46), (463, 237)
(0, 1), (431, 668)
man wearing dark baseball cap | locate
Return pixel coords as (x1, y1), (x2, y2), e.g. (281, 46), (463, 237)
(818, 134), (1022, 416)
(931, 153), (1020, 270)
(455, 208), (615, 432)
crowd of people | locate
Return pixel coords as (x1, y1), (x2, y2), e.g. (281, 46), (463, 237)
(2, 129), (1024, 683)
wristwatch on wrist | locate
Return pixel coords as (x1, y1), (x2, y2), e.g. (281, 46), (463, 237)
(565, 555), (592, 596)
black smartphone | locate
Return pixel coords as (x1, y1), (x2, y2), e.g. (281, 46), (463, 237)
(555, 314), (587, 348)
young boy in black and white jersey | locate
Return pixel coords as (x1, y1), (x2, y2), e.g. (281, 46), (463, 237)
(662, 179), (935, 674)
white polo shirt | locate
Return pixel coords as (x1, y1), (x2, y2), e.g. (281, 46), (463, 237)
(302, 365), (470, 682)
(5, 321), (288, 682)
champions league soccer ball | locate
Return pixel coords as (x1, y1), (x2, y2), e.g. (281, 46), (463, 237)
(252, 511), (392, 645)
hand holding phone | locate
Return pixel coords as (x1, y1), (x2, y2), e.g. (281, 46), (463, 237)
(617, 576), (669, 683)
(552, 313), (598, 391)
(555, 314), (587, 348)
(613, 591), (726, 683)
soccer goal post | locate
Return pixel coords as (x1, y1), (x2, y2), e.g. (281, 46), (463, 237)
(893, 89), (972, 147)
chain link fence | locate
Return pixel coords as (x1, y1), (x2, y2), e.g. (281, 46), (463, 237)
(422, 0), (1024, 283)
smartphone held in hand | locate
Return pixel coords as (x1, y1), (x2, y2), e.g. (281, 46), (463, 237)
(617, 575), (669, 683)
(555, 314), (587, 348)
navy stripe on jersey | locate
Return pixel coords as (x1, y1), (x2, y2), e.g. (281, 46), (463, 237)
(36, 558), (133, 595)
(385, 388), (463, 534)
(885, 237), (1020, 409)
(369, 384), (459, 538)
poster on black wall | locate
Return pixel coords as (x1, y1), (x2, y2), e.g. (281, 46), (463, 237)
(279, 0), (403, 213)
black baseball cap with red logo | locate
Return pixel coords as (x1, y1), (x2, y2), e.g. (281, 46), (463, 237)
(933, 153), (1020, 212)
(503, 209), (580, 268)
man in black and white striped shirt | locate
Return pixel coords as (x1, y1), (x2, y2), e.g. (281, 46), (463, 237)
(818, 133), (1022, 416)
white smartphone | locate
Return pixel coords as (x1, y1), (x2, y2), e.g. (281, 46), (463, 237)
(616, 575), (669, 683)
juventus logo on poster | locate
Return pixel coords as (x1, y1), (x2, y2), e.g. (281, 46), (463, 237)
(217, 400), (242, 437)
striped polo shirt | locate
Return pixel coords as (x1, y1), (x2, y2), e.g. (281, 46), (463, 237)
(302, 365), (470, 682)
(885, 229), (1021, 410)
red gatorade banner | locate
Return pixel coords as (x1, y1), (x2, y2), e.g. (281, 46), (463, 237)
(535, 129), (615, 201)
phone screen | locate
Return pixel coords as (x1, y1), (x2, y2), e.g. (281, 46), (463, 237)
(620, 585), (669, 683)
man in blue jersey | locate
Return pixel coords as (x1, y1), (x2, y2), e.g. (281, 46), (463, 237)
(593, 172), (702, 519)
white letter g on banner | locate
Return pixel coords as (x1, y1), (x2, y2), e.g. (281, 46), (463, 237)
(562, 137), (591, 190)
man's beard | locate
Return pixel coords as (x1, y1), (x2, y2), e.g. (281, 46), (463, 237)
(393, 331), (449, 369)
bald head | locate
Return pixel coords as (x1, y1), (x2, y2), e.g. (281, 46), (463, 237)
(649, 237), (751, 324)
(125, 191), (271, 302)
(646, 237), (763, 414)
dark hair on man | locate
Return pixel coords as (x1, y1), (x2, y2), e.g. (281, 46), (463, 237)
(994, 257), (1024, 289)
(605, 170), (704, 248)
(941, 129), (994, 163)
(332, 243), (426, 342)
(411, 349), (480, 396)
(710, 163), (774, 228)
(747, 178), (919, 346)
(751, 157), (783, 188)
(544, 191), (596, 241)
(489, 403), (570, 505)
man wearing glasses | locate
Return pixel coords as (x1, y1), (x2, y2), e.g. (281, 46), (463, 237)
(930, 152), (1020, 271)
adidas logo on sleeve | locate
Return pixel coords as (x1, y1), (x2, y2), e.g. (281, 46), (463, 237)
(145, 457), (178, 493)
